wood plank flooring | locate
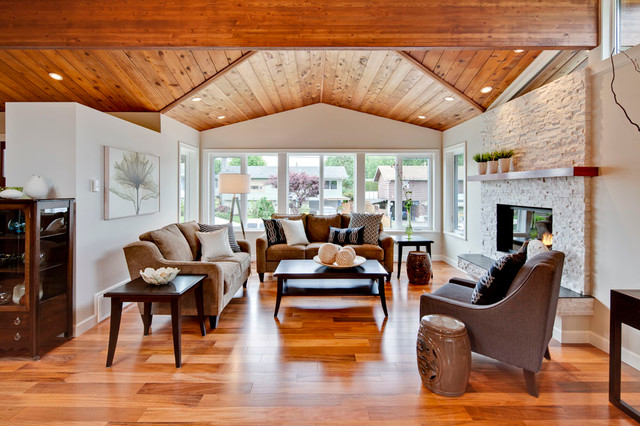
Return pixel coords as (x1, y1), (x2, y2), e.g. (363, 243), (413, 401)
(2, 261), (639, 424)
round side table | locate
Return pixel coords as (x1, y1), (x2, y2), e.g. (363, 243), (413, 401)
(417, 314), (471, 397)
(407, 251), (432, 285)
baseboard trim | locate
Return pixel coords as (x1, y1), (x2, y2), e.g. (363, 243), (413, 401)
(74, 314), (97, 337)
(589, 331), (640, 371)
(553, 326), (591, 344)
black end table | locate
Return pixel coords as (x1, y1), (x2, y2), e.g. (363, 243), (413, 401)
(392, 235), (434, 279)
(273, 259), (389, 317)
(609, 289), (640, 422)
(104, 274), (207, 368)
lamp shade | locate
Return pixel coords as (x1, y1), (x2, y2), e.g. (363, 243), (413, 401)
(218, 173), (250, 194)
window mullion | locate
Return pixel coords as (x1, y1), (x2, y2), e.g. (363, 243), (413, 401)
(319, 155), (324, 214)
(395, 155), (403, 230)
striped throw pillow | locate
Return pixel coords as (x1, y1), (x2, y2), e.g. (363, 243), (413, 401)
(199, 223), (241, 252)
(262, 218), (287, 246)
(328, 226), (365, 245)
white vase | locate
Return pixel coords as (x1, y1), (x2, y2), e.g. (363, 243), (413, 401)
(477, 162), (487, 175)
(24, 175), (49, 199)
(498, 158), (511, 173)
(487, 160), (499, 174)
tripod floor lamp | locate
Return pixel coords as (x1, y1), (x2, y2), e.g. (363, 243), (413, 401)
(218, 173), (251, 239)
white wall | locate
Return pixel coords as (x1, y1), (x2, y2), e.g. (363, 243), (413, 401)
(5, 103), (199, 334)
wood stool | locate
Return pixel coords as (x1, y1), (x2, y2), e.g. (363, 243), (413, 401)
(417, 314), (471, 397)
(407, 251), (432, 284)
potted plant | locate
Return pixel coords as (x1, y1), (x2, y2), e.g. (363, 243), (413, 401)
(472, 153), (488, 175)
(487, 151), (499, 174)
(495, 149), (515, 173)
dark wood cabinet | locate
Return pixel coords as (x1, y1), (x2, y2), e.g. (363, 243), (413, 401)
(0, 198), (74, 359)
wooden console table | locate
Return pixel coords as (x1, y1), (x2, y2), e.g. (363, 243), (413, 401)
(609, 289), (640, 422)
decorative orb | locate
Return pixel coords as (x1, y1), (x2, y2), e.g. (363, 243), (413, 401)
(335, 248), (356, 266)
(318, 243), (339, 264)
(342, 246), (356, 257)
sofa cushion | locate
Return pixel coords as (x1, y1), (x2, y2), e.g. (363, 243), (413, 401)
(148, 224), (193, 261)
(471, 251), (527, 305)
(433, 282), (474, 303)
(263, 218), (288, 246)
(346, 243), (384, 261)
(199, 222), (241, 252)
(348, 213), (383, 245)
(304, 242), (325, 259)
(266, 244), (306, 261)
(223, 251), (251, 272)
(176, 221), (200, 259)
(306, 214), (341, 242)
(328, 226), (365, 245)
(216, 261), (243, 293)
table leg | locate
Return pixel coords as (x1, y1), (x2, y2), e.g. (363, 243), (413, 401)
(426, 243), (432, 256)
(142, 302), (152, 336)
(274, 276), (284, 317)
(378, 277), (388, 317)
(170, 298), (183, 368)
(106, 298), (123, 367)
(609, 297), (622, 407)
(397, 244), (403, 279)
(195, 282), (206, 336)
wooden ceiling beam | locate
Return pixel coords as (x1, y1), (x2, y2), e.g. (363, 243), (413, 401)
(395, 51), (485, 114)
(160, 51), (257, 114)
(0, 1), (598, 50)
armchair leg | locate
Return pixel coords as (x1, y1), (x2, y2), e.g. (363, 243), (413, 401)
(544, 346), (551, 360)
(209, 316), (219, 329)
(523, 370), (539, 397)
(258, 273), (264, 282)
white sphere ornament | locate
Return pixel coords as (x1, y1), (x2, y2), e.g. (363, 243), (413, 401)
(24, 175), (49, 199)
(318, 243), (339, 264)
(342, 246), (356, 257)
(335, 248), (356, 266)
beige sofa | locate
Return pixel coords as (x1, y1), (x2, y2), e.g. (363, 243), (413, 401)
(123, 221), (251, 329)
(256, 213), (394, 281)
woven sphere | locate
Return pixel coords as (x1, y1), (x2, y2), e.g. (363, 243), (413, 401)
(342, 246), (356, 257)
(335, 248), (356, 266)
(318, 243), (339, 264)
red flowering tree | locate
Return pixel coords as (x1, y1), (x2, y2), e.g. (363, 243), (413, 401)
(268, 171), (319, 213)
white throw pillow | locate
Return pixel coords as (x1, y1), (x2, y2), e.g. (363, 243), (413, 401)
(527, 239), (549, 259)
(280, 219), (310, 246)
(197, 228), (234, 261)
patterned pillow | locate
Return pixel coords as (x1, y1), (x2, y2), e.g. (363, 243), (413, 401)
(471, 251), (527, 305)
(348, 213), (383, 245)
(262, 218), (287, 246)
(199, 223), (241, 252)
(328, 226), (365, 245)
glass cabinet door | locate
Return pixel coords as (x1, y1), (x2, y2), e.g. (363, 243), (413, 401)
(0, 207), (29, 309)
(39, 204), (70, 301)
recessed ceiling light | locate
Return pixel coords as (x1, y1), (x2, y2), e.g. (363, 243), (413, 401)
(217, 115), (226, 120)
(480, 86), (493, 94)
(417, 115), (426, 119)
(444, 96), (455, 102)
(191, 97), (202, 102)
(514, 49), (525, 53)
(48, 72), (63, 81)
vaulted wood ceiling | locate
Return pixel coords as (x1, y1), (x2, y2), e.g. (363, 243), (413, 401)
(0, 48), (546, 131)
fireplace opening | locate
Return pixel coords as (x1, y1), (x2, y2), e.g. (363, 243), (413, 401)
(496, 204), (553, 253)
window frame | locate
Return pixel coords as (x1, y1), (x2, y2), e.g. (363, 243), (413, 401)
(178, 142), (199, 223)
(443, 142), (467, 240)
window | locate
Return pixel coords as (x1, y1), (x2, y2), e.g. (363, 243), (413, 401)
(288, 155), (320, 214)
(444, 143), (466, 237)
(401, 156), (432, 229)
(618, 0), (640, 51)
(210, 155), (242, 225)
(323, 155), (354, 215)
(324, 180), (337, 189)
(178, 143), (199, 223)
(365, 154), (396, 228)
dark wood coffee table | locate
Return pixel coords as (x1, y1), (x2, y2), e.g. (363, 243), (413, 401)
(393, 235), (435, 279)
(104, 274), (207, 368)
(273, 259), (389, 317)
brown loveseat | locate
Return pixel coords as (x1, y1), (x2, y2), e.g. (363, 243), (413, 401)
(256, 213), (394, 281)
(123, 221), (251, 329)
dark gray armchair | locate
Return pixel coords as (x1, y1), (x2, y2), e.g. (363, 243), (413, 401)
(419, 250), (565, 397)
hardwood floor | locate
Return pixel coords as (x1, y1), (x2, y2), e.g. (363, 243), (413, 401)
(2, 261), (639, 424)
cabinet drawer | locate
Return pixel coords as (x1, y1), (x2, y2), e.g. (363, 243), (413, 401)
(0, 329), (30, 351)
(0, 312), (29, 329)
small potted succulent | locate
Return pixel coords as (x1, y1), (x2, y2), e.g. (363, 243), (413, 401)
(487, 151), (499, 174)
(472, 153), (488, 175)
(495, 149), (515, 173)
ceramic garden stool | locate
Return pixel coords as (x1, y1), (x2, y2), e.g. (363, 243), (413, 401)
(407, 251), (432, 284)
(417, 314), (471, 397)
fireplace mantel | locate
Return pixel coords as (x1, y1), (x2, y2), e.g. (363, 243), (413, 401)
(468, 166), (599, 182)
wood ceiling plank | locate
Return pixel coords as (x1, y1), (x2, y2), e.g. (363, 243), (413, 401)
(247, 52), (285, 112)
(453, 50), (494, 92)
(370, 67), (425, 117)
(395, 84), (446, 122)
(175, 50), (207, 88)
(262, 51), (296, 110)
(212, 73), (264, 119)
(408, 51), (426, 64)
(138, 50), (189, 100)
(209, 51), (233, 73)
(463, 50), (511, 100)
(160, 50), (199, 93)
(432, 50), (460, 79)
(279, 51), (305, 109)
(364, 59), (415, 114)
(308, 50), (324, 104)
(386, 74), (437, 117)
(422, 51), (444, 70)
(327, 51), (355, 106)
(473, 51), (524, 107)
(441, 50), (477, 86)
(337, 51), (371, 106)
(483, 50), (540, 106)
(396, 51), (485, 113)
(0, 56), (53, 102)
(191, 50), (218, 79)
(422, 100), (475, 129)
(120, 50), (177, 106)
(358, 52), (403, 112)
(0, 1), (599, 49)
(225, 51), (243, 64)
(223, 68), (269, 116)
(321, 51), (340, 105)
(235, 59), (277, 115)
(294, 50), (316, 106)
(547, 50), (589, 82)
(348, 51), (387, 109)
(203, 83), (251, 121)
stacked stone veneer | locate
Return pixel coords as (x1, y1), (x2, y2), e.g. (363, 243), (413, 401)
(480, 69), (592, 295)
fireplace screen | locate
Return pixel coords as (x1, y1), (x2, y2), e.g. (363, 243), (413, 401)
(496, 204), (552, 253)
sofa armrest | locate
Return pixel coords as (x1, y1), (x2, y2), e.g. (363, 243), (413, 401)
(256, 233), (268, 274)
(449, 277), (477, 288)
(378, 233), (394, 275)
(237, 239), (251, 254)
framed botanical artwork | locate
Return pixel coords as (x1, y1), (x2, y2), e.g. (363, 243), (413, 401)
(104, 146), (160, 220)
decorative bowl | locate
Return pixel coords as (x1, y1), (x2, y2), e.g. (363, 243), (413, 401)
(313, 255), (366, 269)
(140, 267), (180, 285)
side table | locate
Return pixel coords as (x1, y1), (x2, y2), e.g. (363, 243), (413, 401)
(104, 274), (207, 368)
(609, 289), (640, 422)
(393, 235), (435, 279)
